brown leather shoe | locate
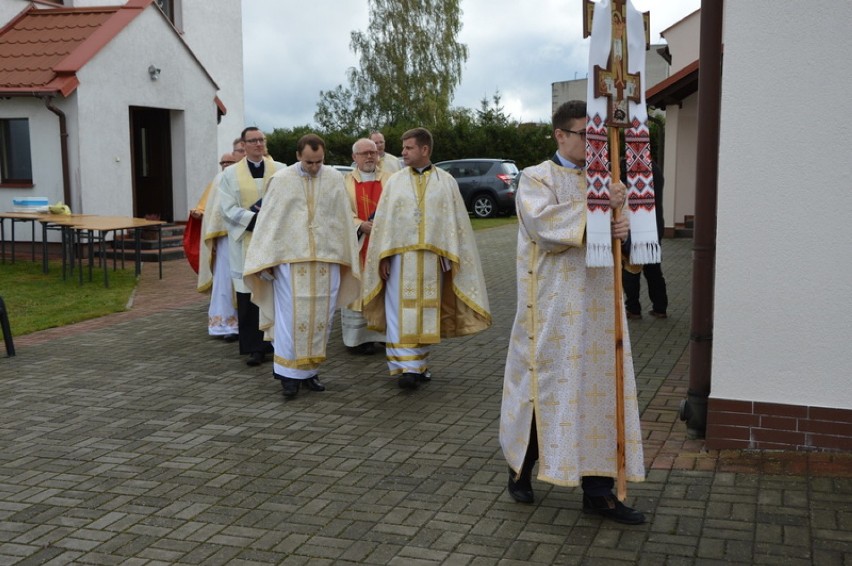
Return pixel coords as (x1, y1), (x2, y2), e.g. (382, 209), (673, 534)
(649, 310), (668, 319)
(626, 311), (642, 320)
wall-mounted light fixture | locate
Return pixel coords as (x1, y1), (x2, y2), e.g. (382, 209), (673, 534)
(148, 65), (161, 81)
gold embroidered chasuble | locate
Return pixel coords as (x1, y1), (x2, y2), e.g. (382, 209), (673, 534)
(500, 160), (645, 487)
(218, 156), (284, 293)
(243, 165), (361, 348)
(361, 167), (491, 342)
(197, 172), (229, 293)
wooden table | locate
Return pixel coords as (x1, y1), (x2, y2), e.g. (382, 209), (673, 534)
(67, 216), (166, 287)
(1, 212), (166, 287)
(0, 212), (94, 274)
(0, 211), (46, 265)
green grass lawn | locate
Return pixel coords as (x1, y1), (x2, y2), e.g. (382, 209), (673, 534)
(1, 260), (138, 337)
(470, 216), (517, 230)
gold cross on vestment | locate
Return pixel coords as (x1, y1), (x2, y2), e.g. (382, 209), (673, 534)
(583, 0), (651, 128)
(587, 341), (608, 365)
(588, 383), (609, 406)
(566, 345), (582, 369)
(586, 426), (608, 449)
(587, 298), (606, 322)
(561, 303), (583, 325)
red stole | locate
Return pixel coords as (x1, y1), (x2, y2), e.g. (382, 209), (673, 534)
(355, 179), (383, 266)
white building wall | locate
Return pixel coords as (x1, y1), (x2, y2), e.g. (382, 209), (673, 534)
(660, 10), (700, 73)
(179, 0), (244, 155)
(0, 1), (27, 25)
(669, 95), (698, 228)
(72, 5), (218, 216)
(713, 1), (852, 409)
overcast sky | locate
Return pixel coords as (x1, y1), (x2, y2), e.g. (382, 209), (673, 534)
(241, 0), (700, 131)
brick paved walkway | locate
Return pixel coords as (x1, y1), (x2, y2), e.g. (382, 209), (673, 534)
(2, 225), (851, 565)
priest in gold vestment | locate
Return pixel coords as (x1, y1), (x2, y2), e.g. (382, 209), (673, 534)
(244, 134), (360, 399)
(362, 128), (491, 389)
(500, 101), (646, 524)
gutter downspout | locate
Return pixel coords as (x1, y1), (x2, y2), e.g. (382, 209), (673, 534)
(42, 96), (72, 207)
(679, 0), (724, 438)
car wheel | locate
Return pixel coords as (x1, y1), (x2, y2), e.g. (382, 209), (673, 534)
(472, 194), (497, 218)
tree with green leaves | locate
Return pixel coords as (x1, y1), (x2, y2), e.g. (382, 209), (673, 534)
(315, 0), (468, 133)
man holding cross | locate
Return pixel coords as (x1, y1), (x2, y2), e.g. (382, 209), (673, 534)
(499, 100), (646, 524)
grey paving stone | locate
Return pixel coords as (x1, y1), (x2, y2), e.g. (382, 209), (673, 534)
(2, 230), (848, 565)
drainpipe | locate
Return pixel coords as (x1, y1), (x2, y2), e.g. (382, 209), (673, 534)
(679, 0), (724, 438)
(648, 113), (665, 171)
(41, 96), (72, 207)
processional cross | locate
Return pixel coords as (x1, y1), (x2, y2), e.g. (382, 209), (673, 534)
(583, 0), (650, 127)
(582, 0), (650, 502)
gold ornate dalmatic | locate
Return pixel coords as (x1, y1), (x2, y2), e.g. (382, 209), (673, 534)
(361, 167), (491, 341)
(500, 161), (645, 486)
(243, 165), (360, 349)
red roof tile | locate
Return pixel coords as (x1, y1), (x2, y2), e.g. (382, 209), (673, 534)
(0, 2), (150, 96)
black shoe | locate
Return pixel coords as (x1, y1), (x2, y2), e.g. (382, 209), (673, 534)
(582, 494), (646, 524)
(304, 376), (325, 392)
(416, 370), (432, 383)
(507, 467), (534, 503)
(348, 342), (377, 355)
(247, 351), (265, 366)
(223, 333), (239, 343)
(398, 373), (419, 389)
(281, 378), (300, 398)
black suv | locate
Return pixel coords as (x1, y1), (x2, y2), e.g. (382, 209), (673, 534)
(435, 158), (519, 218)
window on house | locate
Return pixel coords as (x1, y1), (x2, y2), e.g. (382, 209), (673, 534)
(0, 118), (33, 186)
(155, 0), (182, 28)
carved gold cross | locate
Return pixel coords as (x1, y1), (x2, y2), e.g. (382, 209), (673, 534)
(583, 0), (650, 127)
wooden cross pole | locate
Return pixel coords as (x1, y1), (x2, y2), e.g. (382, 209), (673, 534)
(583, 0), (648, 502)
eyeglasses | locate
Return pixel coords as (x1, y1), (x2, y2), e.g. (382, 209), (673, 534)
(355, 151), (377, 157)
(244, 138), (266, 144)
(558, 128), (586, 139)
(220, 161), (235, 166)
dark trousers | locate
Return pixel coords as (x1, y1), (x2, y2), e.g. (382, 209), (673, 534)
(236, 291), (269, 355)
(519, 415), (614, 497)
(623, 262), (668, 315)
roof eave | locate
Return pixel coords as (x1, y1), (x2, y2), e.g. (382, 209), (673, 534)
(646, 59), (700, 109)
